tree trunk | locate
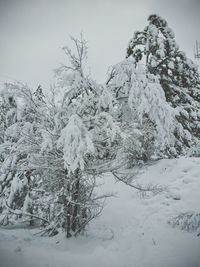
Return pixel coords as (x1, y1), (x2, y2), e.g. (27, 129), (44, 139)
(64, 169), (81, 238)
(71, 169), (80, 233)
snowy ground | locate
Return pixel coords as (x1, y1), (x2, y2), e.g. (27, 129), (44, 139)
(0, 157), (200, 267)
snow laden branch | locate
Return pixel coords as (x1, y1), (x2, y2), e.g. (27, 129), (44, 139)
(128, 65), (175, 148)
(57, 114), (94, 173)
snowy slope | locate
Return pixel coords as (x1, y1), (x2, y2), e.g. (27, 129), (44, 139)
(0, 157), (200, 267)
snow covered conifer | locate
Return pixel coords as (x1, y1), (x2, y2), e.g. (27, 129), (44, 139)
(126, 14), (199, 88)
(126, 14), (200, 154)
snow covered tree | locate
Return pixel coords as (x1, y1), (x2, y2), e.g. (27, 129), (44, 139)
(106, 58), (176, 166)
(126, 14), (200, 153)
(0, 82), (47, 225)
(0, 37), (118, 236)
(33, 35), (119, 237)
(126, 14), (199, 88)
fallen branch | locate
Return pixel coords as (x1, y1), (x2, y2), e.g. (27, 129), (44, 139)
(112, 171), (165, 195)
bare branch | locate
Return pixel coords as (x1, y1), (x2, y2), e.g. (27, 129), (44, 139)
(112, 171), (165, 195)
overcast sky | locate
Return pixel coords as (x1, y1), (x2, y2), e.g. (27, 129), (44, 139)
(0, 0), (199, 89)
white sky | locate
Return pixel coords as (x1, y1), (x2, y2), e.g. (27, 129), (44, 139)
(0, 0), (199, 89)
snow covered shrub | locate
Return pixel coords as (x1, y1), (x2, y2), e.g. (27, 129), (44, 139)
(168, 212), (200, 236)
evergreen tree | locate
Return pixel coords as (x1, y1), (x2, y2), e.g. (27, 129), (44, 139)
(126, 14), (200, 153)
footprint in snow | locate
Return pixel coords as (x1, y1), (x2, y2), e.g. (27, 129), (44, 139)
(182, 178), (193, 184)
(165, 191), (181, 200)
(192, 172), (199, 178)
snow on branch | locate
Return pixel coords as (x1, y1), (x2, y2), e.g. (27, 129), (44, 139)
(57, 114), (94, 173)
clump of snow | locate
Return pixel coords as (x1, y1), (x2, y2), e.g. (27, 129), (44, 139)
(57, 114), (94, 173)
(22, 194), (32, 213)
(8, 175), (27, 206)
